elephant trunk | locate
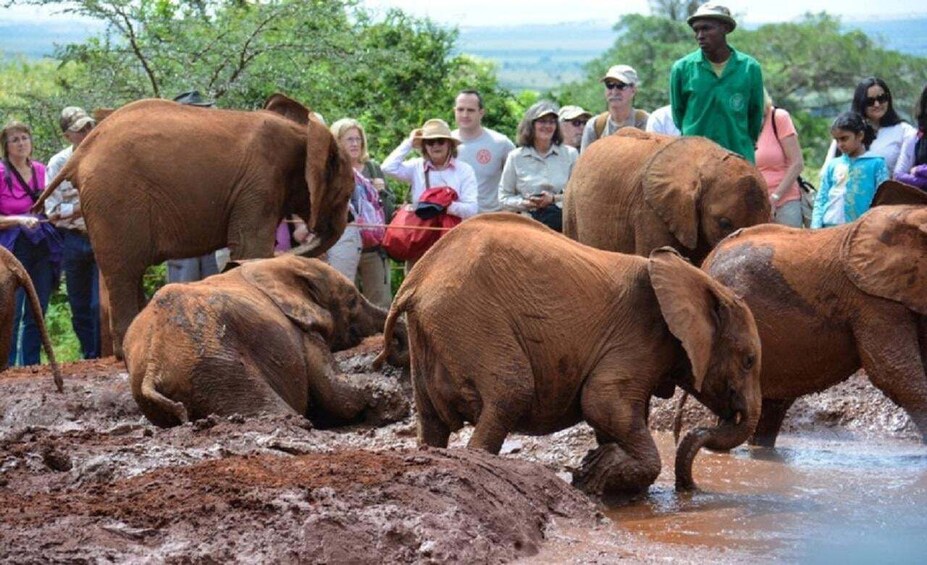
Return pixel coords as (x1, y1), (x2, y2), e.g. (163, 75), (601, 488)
(674, 381), (761, 491)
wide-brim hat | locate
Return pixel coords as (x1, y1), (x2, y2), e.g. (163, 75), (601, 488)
(59, 106), (95, 133)
(558, 105), (592, 121)
(412, 119), (459, 150)
(687, 3), (737, 31)
(526, 101), (560, 122)
(172, 90), (215, 107)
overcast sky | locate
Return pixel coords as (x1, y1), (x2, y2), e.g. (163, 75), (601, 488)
(4, 0), (923, 25)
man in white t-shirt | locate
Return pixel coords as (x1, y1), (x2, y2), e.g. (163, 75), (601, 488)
(452, 90), (515, 213)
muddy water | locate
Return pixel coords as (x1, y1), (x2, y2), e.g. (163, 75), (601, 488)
(607, 432), (927, 562)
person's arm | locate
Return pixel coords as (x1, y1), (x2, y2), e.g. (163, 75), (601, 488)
(0, 214), (40, 229)
(747, 64), (765, 143)
(811, 164), (832, 229)
(498, 151), (529, 212)
(579, 120), (596, 153)
(893, 132), (917, 178)
(381, 136), (416, 183)
(446, 165), (479, 220)
(669, 65), (685, 131)
(773, 134), (804, 204)
(820, 140), (837, 177)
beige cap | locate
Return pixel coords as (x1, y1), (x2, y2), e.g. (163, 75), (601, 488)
(59, 106), (95, 133)
(601, 65), (639, 86)
(558, 105), (592, 121)
(412, 119), (460, 150)
(687, 3), (737, 30)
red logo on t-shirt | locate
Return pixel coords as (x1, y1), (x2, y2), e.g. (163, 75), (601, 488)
(476, 149), (492, 165)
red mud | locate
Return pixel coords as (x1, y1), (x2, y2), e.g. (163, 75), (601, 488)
(0, 339), (920, 563)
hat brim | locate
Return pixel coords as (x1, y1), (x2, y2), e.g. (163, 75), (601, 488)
(560, 112), (592, 121)
(66, 117), (96, 132)
(532, 110), (559, 121)
(412, 135), (460, 150)
(687, 14), (736, 30)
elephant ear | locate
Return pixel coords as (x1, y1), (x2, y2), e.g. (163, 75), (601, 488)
(305, 119), (354, 253)
(648, 247), (726, 392)
(263, 93), (311, 125)
(240, 257), (335, 340)
(642, 137), (703, 249)
(841, 206), (927, 315)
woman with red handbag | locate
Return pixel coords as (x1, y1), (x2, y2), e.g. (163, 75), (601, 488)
(382, 119), (478, 269)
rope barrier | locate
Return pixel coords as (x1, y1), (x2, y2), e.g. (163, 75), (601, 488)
(282, 218), (453, 232)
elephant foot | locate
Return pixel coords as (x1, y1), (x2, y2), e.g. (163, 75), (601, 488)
(572, 443), (654, 497)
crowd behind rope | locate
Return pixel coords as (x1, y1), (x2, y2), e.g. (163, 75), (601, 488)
(2, 1), (927, 367)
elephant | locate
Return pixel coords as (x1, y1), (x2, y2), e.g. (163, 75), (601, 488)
(0, 246), (61, 391)
(702, 205), (927, 447)
(124, 255), (409, 428)
(374, 214), (762, 494)
(563, 129), (771, 265)
(33, 94), (355, 359)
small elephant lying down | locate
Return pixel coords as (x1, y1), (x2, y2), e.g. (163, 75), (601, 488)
(124, 256), (408, 428)
(375, 214), (763, 495)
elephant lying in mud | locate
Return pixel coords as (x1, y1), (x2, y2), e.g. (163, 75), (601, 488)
(33, 94), (355, 360)
(375, 214), (762, 494)
(703, 205), (927, 447)
(125, 255), (409, 428)
(563, 129), (770, 265)
(0, 246), (61, 391)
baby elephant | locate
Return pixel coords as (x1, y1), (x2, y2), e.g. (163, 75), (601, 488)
(125, 255), (408, 427)
(375, 214), (762, 495)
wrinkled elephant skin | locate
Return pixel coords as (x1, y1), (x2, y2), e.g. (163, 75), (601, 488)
(376, 214), (762, 495)
(124, 256), (408, 428)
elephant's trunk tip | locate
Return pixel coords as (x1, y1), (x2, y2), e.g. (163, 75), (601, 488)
(674, 426), (711, 491)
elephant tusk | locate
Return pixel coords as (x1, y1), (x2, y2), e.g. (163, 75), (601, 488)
(735, 411), (742, 426)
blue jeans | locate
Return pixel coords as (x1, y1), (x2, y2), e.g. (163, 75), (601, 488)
(9, 236), (55, 367)
(61, 229), (100, 359)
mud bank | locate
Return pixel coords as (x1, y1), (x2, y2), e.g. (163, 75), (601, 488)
(0, 341), (923, 562)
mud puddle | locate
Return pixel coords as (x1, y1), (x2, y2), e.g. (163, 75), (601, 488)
(607, 432), (927, 562)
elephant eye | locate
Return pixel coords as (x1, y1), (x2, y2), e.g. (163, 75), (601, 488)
(742, 354), (755, 370)
(718, 217), (733, 233)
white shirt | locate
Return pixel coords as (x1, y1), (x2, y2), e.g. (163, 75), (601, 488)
(822, 121), (916, 174)
(645, 105), (681, 136)
(382, 137), (479, 219)
(44, 145), (86, 231)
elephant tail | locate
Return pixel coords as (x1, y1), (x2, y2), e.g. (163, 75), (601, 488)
(30, 158), (77, 215)
(3, 246), (62, 392)
(372, 286), (415, 371)
(137, 358), (189, 427)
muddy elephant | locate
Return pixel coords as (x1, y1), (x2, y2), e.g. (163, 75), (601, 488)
(0, 246), (61, 391)
(124, 255), (409, 428)
(703, 205), (927, 447)
(374, 214), (762, 494)
(33, 94), (354, 359)
(563, 129), (770, 264)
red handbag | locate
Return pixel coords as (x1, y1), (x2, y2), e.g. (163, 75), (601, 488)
(381, 185), (461, 261)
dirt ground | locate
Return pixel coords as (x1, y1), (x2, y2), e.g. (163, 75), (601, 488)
(0, 337), (919, 563)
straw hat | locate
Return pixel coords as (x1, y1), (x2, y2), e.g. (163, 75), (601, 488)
(412, 119), (459, 150)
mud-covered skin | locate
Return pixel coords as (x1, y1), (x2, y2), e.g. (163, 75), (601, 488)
(563, 129), (770, 265)
(704, 206), (927, 447)
(124, 256), (408, 427)
(377, 214), (762, 495)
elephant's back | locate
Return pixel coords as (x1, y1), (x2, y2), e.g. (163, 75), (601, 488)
(564, 132), (670, 249)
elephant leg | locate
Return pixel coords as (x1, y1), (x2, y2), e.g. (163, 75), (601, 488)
(749, 398), (796, 447)
(227, 206), (277, 261)
(574, 370), (661, 495)
(466, 358), (533, 455)
(856, 314), (927, 443)
(103, 269), (146, 360)
(413, 360), (451, 448)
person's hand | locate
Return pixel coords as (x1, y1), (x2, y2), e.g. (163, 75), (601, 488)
(529, 192), (555, 209)
(410, 128), (423, 143)
(292, 220), (310, 243)
(371, 178), (386, 191)
(17, 216), (39, 229)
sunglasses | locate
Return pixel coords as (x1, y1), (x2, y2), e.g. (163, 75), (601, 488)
(605, 82), (631, 91)
(865, 94), (890, 107)
(534, 116), (558, 125)
(569, 119), (588, 128)
(423, 138), (448, 147)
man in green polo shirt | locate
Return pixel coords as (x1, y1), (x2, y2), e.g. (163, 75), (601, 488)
(670, 3), (764, 163)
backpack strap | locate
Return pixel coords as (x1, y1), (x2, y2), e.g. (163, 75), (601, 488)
(594, 111), (609, 138)
(634, 109), (648, 128)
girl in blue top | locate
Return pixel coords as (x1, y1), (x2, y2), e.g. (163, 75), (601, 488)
(812, 112), (889, 228)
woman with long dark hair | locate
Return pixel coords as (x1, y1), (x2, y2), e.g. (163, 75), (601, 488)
(893, 83), (927, 189)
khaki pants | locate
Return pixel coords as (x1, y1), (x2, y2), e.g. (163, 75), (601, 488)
(356, 249), (392, 309)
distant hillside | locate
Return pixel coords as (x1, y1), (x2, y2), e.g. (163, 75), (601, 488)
(2, 16), (925, 92)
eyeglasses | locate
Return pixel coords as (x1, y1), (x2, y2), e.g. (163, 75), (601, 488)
(865, 94), (890, 107)
(342, 136), (363, 144)
(534, 117), (558, 125)
(569, 119), (588, 128)
(605, 82), (631, 91)
(423, 138), (448, 147)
